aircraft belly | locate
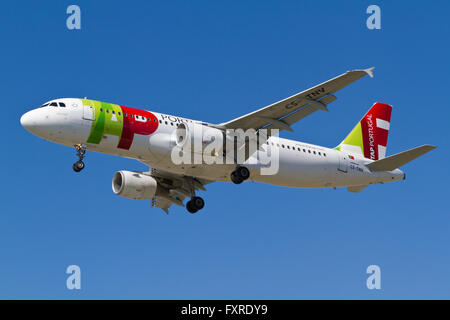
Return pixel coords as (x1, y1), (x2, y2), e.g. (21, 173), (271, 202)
(249, 150), (333, 188)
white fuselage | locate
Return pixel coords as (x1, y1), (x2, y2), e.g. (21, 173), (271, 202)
(20, 98), (405, 188)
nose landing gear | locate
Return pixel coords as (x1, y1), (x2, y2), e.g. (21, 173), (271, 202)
(230, 166), (250, 184)
(186, 196), (205, 214)
(73, 144), (86, 172)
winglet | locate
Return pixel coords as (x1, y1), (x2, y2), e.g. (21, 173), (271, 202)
(364, 67), (375, 78)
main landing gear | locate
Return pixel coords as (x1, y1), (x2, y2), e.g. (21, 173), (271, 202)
(230, 166), (250, 184)
(72, 144), (86, 172)
(186, 196), (205, 214)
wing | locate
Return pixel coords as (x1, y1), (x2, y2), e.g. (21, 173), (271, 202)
(141, 165), (213, 214)
(220, 67), (375, 132)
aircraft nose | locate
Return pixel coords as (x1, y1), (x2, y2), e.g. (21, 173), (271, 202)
(20, 109), (46, 136)
(20, 111), (33, 129)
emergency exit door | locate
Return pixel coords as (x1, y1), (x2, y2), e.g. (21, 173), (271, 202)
(338, 152), (348, 173)
(83, 102), (95, 121)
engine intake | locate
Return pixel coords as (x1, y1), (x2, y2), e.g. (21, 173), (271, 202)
(112, 171), (157, 199)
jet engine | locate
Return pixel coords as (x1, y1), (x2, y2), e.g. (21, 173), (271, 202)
(112, 171), (158, 199)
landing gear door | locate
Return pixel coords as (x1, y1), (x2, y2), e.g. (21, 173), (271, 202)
(338, 152), (348, 173)
(83, 101), (95, 121)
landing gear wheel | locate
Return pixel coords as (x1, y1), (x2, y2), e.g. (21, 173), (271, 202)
(237, 166), (250, 180)
(73, 144), (87, 172)
(72, 161), (85, 172)
(231, 171), (243, 184)
(191, 196), (205, 210)
(230, 166), (250, 184)
(186, 196), (205, 213)
(186, 200), (198, 214)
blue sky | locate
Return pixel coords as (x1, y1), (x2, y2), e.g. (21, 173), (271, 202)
(1, 0), (449, 299)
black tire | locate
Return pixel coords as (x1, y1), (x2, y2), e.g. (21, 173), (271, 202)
(73, 161), (84, 172)
(73, 163), (80, 172)
(76, 161), (84, 170)
(192, 196), (205, 210)
(237, 166), (250, 180)
(186, 200), (198, 214)
(230, 171), (243, 184)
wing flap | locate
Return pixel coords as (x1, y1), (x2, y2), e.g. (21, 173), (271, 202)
(265, 94), (337, 131)
(347, 185), (369, 193)
(142, 165), (212, 214)
(151, 196), (172, 214)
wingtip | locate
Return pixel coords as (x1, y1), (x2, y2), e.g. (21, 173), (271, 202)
(348, 66), (375, 78)
(364, 67), (375, 78)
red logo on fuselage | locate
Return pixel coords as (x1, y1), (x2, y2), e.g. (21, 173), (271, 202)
(118, 106), (159, 150)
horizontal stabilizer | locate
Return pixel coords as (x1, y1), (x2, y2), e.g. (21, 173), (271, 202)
(366, 145), (436, 172)
(348, 185), (369, 193)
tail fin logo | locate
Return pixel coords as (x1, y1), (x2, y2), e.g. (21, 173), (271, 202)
(361, 103), (391, 160)
(364, 113), (376, 159)
(337, 102), (392, 161)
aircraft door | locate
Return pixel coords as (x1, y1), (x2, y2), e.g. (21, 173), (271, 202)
(83, 101), (95, 121)
(338, 152), (348, 173)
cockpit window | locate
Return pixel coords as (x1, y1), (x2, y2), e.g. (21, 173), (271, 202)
(40, 103), (49, 108)
(50, 102), (58, 107)
(59, 102), (66, 107)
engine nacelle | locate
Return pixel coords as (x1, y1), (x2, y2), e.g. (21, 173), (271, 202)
(112, 171), (157, 199)
(175, 122), (223, 153)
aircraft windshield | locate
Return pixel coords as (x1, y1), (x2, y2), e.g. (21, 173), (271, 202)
(40, 101), (66, 108)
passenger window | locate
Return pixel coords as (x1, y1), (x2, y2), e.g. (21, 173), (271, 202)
(124, 113), (127, 117)
(303, 149), (306, 152)
(308, 150), (311, 153)
(106, 109), (109, 113)
(112, 111), (115, 114)
(118, 112), (121, 116)
(59, 102), (66, 107)
(159, 120), (162, 123)
(282, 144), (285, 148)
(313, 151), (316, 154)
(100, 108), (103, 112)
(318, 152), (321, 156)
(287, 146), (290, 149)
(297, 148), (301, 151)
(324, 153), (326, 157)
(165, 121), (168, 125)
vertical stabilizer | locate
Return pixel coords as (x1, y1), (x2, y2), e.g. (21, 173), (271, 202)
(336, 102), (392, 160)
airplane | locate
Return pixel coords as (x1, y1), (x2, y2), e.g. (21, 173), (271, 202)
(20, 67), (435, 214)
